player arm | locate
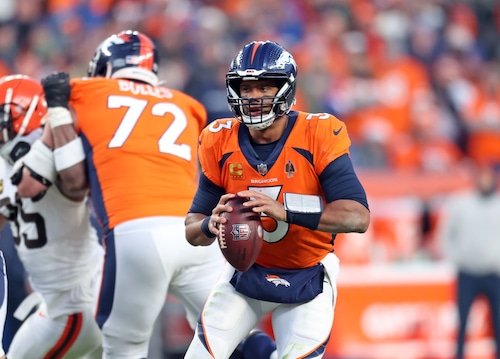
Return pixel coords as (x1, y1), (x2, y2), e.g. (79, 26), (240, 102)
(14, 124), (56, 199)
(185, 172), (228, 246)
(238, 154), (370, 234)
(255, 114), (368, 234)
(317, 154), (370, 233)
(50, 112), (88, 201)
(42, 72), (88, 201)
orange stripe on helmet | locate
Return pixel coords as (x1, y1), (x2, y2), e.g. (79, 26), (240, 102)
(137, 33), (154, 71)
(250, 42), (261, 64)
(117, 32), (130, 42)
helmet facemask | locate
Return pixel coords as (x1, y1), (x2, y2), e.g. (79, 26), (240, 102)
(1, 87), (16, 145)
(227, 76), (296, 131)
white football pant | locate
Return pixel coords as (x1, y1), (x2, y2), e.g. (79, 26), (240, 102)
(98, 216), (225, 359)
(185, 253), (340, 359)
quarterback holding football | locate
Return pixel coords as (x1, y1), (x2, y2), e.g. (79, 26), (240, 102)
(185, 40), (370, 359)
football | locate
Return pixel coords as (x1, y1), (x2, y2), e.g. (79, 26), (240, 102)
(218, 196), (263, 272)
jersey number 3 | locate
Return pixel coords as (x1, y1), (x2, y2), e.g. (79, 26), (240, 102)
(107, 96), (192, 161)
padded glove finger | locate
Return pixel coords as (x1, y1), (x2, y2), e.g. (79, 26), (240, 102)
(41, 72), (71, 108)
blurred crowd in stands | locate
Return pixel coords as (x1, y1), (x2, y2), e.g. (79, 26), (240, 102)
(1, 0), (500, 265)
(1, 0), (500, 173)
(2, 3), (500, 356)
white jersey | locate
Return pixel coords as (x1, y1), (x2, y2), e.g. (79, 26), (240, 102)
(0, 157), (103, 318)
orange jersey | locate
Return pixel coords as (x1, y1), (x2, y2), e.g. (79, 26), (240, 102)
(199, 111), (351, 269)
(69, 77), (207, 230)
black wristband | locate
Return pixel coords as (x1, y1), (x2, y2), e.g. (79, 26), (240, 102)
(201, 216), (216, 238)
(286, 210), (322, 230)
(10, 165), (23, 185)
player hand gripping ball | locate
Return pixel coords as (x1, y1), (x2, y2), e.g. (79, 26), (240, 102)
(218, 196), (263, 272)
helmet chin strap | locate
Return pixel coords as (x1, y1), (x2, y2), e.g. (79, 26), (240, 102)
(245, 118), (275, 131)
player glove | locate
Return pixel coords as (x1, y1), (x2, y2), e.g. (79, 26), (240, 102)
(41, 72), (71, 108)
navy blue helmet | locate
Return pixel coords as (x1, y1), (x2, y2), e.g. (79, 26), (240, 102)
(88, 30), (159, 86)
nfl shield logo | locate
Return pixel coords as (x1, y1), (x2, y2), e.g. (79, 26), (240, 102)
(231, 224), (251, 240)
(257, 163), (268, 176)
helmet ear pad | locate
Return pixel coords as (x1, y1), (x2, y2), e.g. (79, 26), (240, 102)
(273, 78), (296, 116)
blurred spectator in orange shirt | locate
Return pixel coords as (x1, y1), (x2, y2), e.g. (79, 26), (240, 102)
(388, 92), (465, 172)
(461, 62), (500, 168)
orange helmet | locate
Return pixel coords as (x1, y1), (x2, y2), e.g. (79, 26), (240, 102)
(0, 75), (47, 164)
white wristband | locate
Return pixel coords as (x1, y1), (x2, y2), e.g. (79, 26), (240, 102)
(48, 107), (73, 128)
(21, 139), (57, 183)
(53, 137), (85, 171)
(283, 193), (323, 213)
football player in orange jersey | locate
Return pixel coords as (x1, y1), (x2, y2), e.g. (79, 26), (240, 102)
(183, 40), (371, 359)
(40, 30), (276, 359)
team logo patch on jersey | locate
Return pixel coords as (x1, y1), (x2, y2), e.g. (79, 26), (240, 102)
(265, 275), (291, 287)
(231, 224), (251, 240)
(229, 163), (244, 179)
(257, 163), (268, 176)
(285, 160), (295, 178)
